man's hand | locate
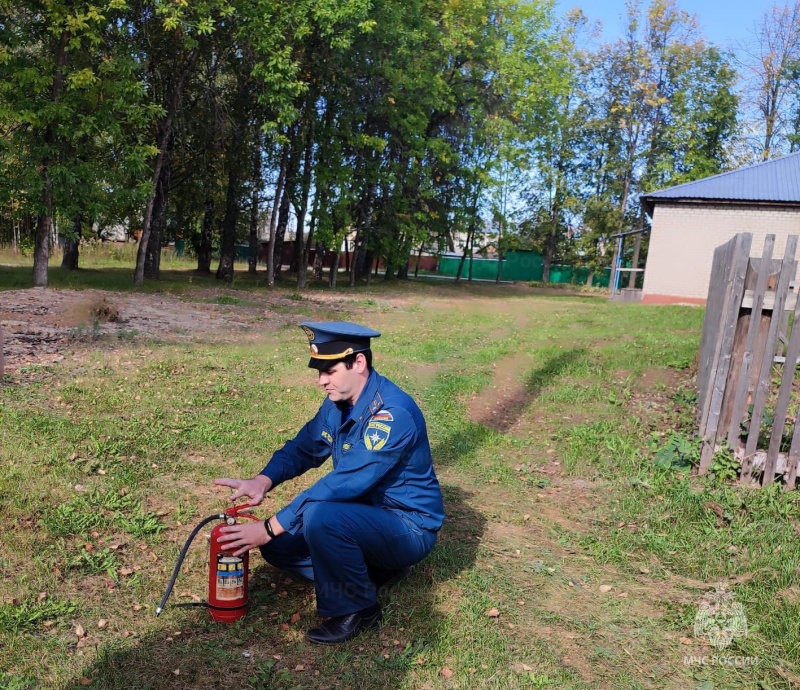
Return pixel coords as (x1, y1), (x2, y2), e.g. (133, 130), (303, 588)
(214, 475), (273, 506)
(216, 521), (270, 557)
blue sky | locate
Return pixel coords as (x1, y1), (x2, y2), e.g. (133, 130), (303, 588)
(557, 0), (778, 50)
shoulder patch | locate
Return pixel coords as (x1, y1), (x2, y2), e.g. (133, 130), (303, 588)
(369, 392), (384, 415)
(371, 409), (394, 422)
(321, 430), (333, 445)
(364, 420), (391, 451)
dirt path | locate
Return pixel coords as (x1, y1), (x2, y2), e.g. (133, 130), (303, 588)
(0, 287), (390, 373)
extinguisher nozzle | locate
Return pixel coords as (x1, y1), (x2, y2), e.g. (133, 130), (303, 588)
(155, 606), (163, 617)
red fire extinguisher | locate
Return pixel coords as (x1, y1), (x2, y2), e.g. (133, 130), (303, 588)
(156, 504), (259, 623)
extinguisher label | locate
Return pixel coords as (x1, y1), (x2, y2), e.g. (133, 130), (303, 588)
(216, 555), (245, 601)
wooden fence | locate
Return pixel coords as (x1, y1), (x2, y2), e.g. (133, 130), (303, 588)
(698, 232), (800, 487)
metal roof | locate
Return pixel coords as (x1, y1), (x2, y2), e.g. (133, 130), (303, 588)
(640, 150), (800, 215)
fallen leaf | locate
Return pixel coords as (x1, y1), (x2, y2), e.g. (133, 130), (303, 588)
(294, 665), (305, 671)
(599, 585), (613, 593)
(97, 619), (108, 629)
(75, 623), (86, 638)
(78, 677), (92, 686)
(172, 669), (180, 676)
(132, 604), (142, 611)
(37, 592), (47, 602)
(618, 592), (629, 598)
(521, 664), (534, 671)
(639, 567), (650, 574)
(487, 608), (500, 618)
(441, 667), (454, 679)
(280, 623), (290, 631)
(291, 612), (301, 623)
(679, 637), (693, 645)
(119, 568), (133, 576)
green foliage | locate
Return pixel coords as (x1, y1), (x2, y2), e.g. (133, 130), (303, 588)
(653, 431), (698, 471)
(0, 597), (76, 634)
(41, 488), (163, 539)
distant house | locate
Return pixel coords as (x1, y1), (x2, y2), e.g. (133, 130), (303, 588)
(640, 151), (800, 304)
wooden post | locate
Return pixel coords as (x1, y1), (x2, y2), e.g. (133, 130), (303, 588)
(720, 236), (775, 474)
(755, 237), (798, 485)
(698, 233), (752, 473)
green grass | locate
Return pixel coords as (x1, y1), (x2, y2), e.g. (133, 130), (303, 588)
(2, 268), (799, 688)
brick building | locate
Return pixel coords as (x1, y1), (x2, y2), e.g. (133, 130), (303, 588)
(640, 152), (800, 305)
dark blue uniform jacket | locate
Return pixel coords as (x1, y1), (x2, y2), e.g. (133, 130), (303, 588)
(261, 369), (445, 535)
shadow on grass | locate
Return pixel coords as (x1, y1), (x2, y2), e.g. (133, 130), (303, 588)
(2, 263), (604, 302)
(432, 349), (587, 469)
(59, 484), (484, 690)
(476, 348), (587, 434)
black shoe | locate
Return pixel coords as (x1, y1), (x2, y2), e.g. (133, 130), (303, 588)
(305, 603), (382, 645)
(370, 566), (412, 593)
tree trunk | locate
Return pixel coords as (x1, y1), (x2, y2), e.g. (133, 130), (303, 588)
(300, 179), (321, 288)
(349, 230), (360, 286)
(329, 249), (340, 287)
(294, 127), (314, 288)
(33, 29), (69, 288)
(134, 48), (198, 286)
(312, 243), (323, 281)
(272, 173), (292, 281)
(414, 243), (424, 278)
(61, 215), (82, 270)
(197, 198), (213, 273)
(145, 151), (171, 280)
(33, 204), (53, 287)
(266, 143), (289, 287)
(248, 140), (262, 275)
(456, 222), (474, 284)
(216, 152), (242, 283)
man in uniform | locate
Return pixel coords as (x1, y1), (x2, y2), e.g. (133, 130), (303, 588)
(215, 322), (445, 644)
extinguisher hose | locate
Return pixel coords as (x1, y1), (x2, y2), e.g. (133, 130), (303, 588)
(155, 513), (224, 617)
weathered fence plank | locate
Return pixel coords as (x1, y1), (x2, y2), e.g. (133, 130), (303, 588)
(724, 236), (775, 479)
(698, 233), (752, 472)
(758, 237), (798, 485)
(698, 236), (737, 420)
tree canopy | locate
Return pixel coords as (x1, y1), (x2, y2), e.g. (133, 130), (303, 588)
(0, 0), (794, 287)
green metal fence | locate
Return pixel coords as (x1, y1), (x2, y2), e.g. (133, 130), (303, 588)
(438, 251), (610, 287)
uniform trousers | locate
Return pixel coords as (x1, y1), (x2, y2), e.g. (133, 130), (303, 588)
(260, 501), (437, 617)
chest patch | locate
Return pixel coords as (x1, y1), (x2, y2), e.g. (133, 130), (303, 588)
(321, 430), (333, 445)
(342, 442), (352, 451)
(371, 409), (394, 422)
(364, 421), (391, 451)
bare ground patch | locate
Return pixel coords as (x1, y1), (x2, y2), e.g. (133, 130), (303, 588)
(467, 354), (537, 433)
(0, 287), (420, 374)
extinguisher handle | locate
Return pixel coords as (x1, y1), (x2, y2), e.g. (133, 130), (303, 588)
(225, 503), (260, 521)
